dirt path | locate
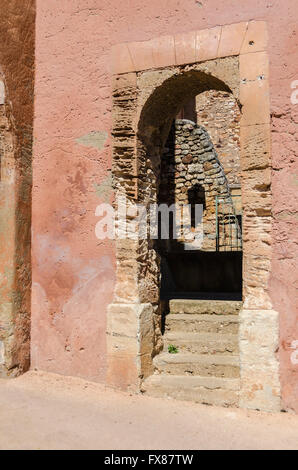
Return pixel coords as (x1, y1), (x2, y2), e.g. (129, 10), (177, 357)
(0, 371), (297, 450)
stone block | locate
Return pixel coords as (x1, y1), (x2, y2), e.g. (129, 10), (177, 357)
(106, 303), (155, 388)
(240, 367), (281, 413)
(154, 352), (240, 378)
(139, 281), (159, 305)
(112, 72), (137, 92)
(241, 189), (272, 216)
(243, 287), (273, 310)
(109, 32), (277, 411)
(242, 167), (271, 191)
(142, 375), (240, 407)
(170, 299), (242, 315)
(151, 35), (176, 68)
(128, 40), (155, 72)
(107, 304), (139, 337)
(106, 353), (139, 391)
(138, 303), (155, 357)
(114, 275), (139, 303)
(107, 334), (138, 355)
(0, 341), (4, 365)
(138, 352), (154, 379)
(242, 231), (271, 258)
(239, 309), (279, 363)
(240, 124), (271, 171)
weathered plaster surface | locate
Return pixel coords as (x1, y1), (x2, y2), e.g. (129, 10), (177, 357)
(34, 0), (298, 410)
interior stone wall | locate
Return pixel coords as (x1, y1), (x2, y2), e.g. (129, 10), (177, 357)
(160, 119), (241, 251)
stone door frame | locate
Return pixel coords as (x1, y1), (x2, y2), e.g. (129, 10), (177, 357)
(107, 21), (281, 412)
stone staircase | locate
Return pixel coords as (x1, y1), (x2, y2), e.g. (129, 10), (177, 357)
(142, 299), (242, 407)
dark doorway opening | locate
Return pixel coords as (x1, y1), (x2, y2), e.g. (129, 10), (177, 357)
(157, 116), (242, 302)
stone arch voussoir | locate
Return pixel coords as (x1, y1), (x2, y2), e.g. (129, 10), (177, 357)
(108, 22), (280, 412)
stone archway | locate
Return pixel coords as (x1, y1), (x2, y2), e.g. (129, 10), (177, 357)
(107, 21), (281, 412)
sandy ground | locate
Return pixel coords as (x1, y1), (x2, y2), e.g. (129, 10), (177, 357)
(0, 371), (297, 450)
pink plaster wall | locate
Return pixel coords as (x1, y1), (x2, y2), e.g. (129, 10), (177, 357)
(33, 0), (298, 409)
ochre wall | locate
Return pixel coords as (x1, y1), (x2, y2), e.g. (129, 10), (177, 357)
(33, 0), (298, 411)
(0, 0), (35, 376)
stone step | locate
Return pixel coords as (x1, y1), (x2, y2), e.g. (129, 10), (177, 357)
(164, 332), (239, 355)
(169, 299), (242, 315)
(142, 374), (239, 407)
(165, 314), (239, 334)
(153, 352), (240, 378)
